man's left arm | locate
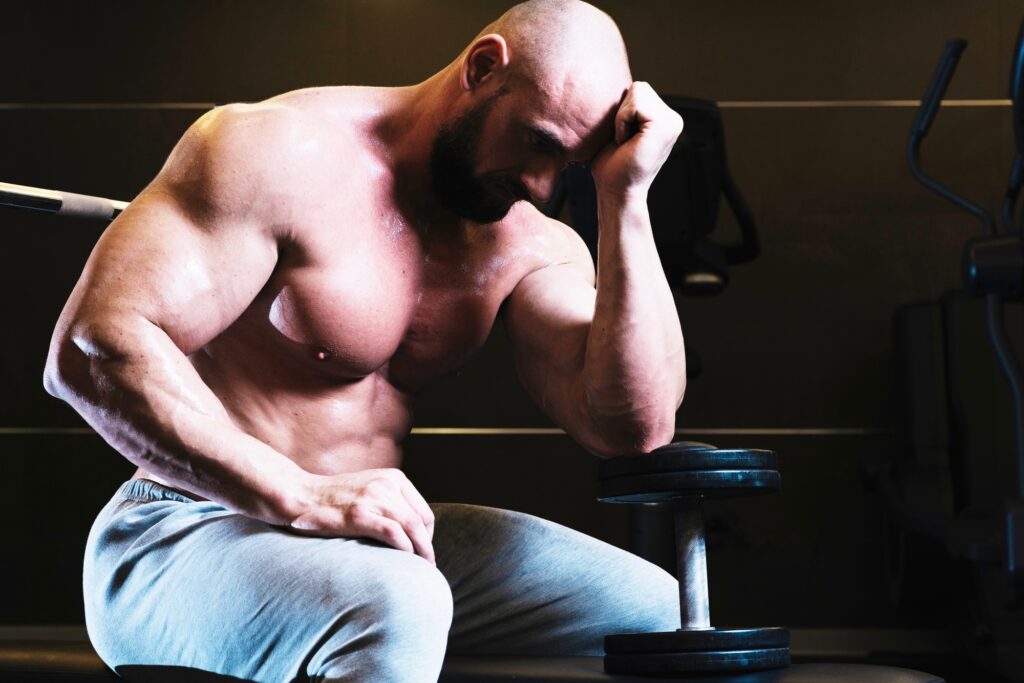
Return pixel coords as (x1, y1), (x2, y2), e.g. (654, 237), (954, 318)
(505, 82), (686, 457)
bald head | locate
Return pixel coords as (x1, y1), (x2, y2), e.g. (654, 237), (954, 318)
(475, 0), (632, 94)
(428, 1), (634, 222)
(452, 1), (633, 158)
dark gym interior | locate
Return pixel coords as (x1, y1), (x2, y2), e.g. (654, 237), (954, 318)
(2, 1), (1023, 682)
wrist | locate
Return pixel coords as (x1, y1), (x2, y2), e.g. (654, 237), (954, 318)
(268, 461), (317, 525)
(596, 182), (648, 206)
(597, 189), (650, 225)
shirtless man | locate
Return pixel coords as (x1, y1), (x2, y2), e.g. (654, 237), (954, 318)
(44, 1), (686, 681)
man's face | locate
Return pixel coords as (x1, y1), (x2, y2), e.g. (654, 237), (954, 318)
(429, 92), (526, 224)
(429, 79), (617, 225)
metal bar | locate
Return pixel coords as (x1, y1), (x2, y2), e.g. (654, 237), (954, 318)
(674, 498), (711, 630)
(0, 181), (61, 213)
(0, 102), (216, 110)
(985, 294), (1024, 499)
(0, 181), (127, 221)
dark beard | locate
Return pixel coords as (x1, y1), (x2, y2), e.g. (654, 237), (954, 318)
(429, 95), (518, 224)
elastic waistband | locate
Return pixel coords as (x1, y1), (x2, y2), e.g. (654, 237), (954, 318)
(115, 479), (197, 504)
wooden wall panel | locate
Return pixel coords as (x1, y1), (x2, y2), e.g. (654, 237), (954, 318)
(1, 2), (353, 103)
(2, 2), (1019, 101)
(0, 436), (133, 623)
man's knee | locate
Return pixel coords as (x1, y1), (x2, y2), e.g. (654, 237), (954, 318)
(312, 549), (454, 681)
(610, 559), (680, 634)
(560, 547), (680, 645)
(369, 555), (455, 637)
(542, 555), (679, 656)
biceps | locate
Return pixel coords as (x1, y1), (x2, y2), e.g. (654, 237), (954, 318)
(62, 188), (277, 355)
(505, 266), (595, 392)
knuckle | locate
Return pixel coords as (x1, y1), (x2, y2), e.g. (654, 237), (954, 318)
(346, 499), (378, 520)
(347, 502), (370, 521)
(397, 510), (421, 532)
(381, 526), (406, 547)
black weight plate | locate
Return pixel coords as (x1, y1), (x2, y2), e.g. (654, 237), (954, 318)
(605, 627), (790, 654)
(666, 441), (719, 450)
(605, 647), (790, 675)
(598, 469), (781, 503)
(599, 446), (777, 480)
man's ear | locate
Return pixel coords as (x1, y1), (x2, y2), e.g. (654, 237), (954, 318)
(461, 34), (510, 91)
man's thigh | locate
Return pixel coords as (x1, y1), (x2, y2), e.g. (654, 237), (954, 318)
(84, 481), (452, 682)
(432, 503), (679, 656)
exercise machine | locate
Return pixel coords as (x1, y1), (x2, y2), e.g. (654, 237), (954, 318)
(880, 20), (1024, 683)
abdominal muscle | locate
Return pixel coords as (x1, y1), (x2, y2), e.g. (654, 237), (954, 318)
(130, 327), (418, 499)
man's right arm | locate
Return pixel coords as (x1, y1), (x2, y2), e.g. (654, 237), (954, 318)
(43, 104), (436, 561)
(43, 104), (310, 523)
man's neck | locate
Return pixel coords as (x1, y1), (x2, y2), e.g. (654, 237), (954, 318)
(376, 67), (467, 235)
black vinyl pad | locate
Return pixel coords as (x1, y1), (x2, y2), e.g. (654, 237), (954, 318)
(0, 641), (946, 683)
(439, 658), (945, 682)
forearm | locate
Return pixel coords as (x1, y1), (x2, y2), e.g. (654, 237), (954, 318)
(582, 192), (685, 453)
(44, 317), (310, 524)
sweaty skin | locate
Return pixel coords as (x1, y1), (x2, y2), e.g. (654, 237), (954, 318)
(44, 0), (686, 564)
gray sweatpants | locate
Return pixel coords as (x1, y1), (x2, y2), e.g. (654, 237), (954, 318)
(83, 479), (679, 682)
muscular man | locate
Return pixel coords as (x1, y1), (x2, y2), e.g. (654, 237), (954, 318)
(45, 1), (686, 680)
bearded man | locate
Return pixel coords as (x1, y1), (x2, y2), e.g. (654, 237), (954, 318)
(44, 1), (687, 680)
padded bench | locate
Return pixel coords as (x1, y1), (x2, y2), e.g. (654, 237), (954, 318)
(0, 637), (945, 682)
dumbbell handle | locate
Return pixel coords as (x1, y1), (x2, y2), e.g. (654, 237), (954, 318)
(675, 498), (711, 630)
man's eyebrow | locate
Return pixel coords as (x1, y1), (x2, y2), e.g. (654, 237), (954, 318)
(529, 126), (569, 156)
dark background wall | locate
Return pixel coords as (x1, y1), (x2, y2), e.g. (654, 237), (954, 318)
(0, 0), (1019, 646)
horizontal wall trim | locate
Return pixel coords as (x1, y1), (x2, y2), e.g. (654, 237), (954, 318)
(717, 98), (1011, 108)
(0, 426), (890, 436)
(0, 99), (1011, 111)
(0, 103), (217, 110)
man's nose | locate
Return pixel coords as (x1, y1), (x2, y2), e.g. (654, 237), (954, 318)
(520, 163), (565, 205)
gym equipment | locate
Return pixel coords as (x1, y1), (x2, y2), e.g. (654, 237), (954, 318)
(597, 442), (790, 676)
(903, 31), (1024, 591)
(0, 182), (127, 221)
(878, 18), (1024, 683)
(0, 634), (947, 682)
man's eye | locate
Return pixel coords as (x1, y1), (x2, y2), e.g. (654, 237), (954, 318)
(528, 131), (557, 154)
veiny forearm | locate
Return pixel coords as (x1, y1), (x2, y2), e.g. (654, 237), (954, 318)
(582, 193), (686, 453)
(44, 316), (310, 524)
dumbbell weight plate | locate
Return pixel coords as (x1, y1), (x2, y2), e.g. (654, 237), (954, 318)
(605, 648), (791, 675)
(598, 468), (780, 502)
(598, 445), (780, 502)
(605, 628), (791, 675)
(599, 446), (778, 478)
(605, 627), (789, 653)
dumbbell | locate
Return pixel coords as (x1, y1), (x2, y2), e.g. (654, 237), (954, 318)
(597, 441), (790, 676)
